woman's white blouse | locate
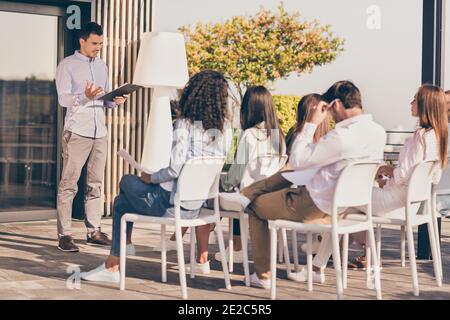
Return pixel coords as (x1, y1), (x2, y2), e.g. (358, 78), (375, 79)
(371, 128), (441, 216)
(391, 128), (441, 186)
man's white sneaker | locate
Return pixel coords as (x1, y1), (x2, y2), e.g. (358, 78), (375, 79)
(214, 247), (244, 263)
(248, 272), (271, 289)
(287, 267), (325, 284)
(209, 232), (216, 244)
(187, 261), (210, 274)
(80, 263), (120, 283)
(126, 244), (136, 256)
(219, 192), (251, 211)
(152, 239), (183, 252)
(300, 240), (321, 254)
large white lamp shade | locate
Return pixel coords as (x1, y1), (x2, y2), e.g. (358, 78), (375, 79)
(133, 32), (189, 172)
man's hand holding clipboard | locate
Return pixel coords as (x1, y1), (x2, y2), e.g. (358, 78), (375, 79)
(96, 83), (142, 105)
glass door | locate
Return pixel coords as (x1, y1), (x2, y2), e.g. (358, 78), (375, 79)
(0, 8), (60, 220)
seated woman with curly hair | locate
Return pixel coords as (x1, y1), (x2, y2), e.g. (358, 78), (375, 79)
(80, 70), (233, 283)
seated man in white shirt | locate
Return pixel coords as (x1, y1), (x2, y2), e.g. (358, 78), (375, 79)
(221, 81), (386, 288)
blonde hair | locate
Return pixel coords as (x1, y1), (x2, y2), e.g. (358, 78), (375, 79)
(286, 94), (331, 155)
(295, 94), (331, 143)
(417, 84), (448, 168)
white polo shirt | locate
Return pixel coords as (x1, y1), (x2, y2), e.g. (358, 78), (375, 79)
(288, 114), (387, 214)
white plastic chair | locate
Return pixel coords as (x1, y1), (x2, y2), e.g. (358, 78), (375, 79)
(218, 154), (287, 286)
(268, 162), (382, 300)
(345, 160), (443, 296)
(119, 156), (231, 300)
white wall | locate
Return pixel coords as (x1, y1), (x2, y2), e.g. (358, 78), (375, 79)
(445, 0), (450, 90)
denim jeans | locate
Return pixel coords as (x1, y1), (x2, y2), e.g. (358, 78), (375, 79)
(110, 175), (171, 257)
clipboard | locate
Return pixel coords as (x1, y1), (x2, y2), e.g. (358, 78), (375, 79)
(97, 83), (142, 102)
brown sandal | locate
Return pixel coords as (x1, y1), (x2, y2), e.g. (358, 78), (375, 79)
(348, 256), (367, 270)
(348, 256), (382, 270)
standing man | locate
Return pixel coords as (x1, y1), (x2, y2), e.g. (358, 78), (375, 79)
(55, 22), (127, 252)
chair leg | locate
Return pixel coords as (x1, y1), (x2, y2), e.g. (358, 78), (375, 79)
(278, 229), (284, 263)
(427, 221), (442, 287)
(292, 230), (300, 273)
(161, 225), (167, 283)
(215, 221), (232, 290)
(433, 218), (443, 283)
(376, 225), (382, 263)
(240, 214), (251, 287)
(190, 227), (196, 279)
(307, 232), (313, 292)
(281, 228), (291, 277)
(331, 231), (344, 300)
(175, 225), (188, 299)
(406, 225), (419, 296)
(270, 226), (278, 300)
(365, 232), (372, 288)
(431, 206), (443, 283)
(229, 218), (234, 273)
(342, 233), (349, 290)
(400, 226), (406, 267)
(119, 217), (127, 291)
(432, 193), (443, 281)
(367, 227), (382, 300)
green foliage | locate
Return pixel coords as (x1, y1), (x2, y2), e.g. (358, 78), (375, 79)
(223, 130), (239, 170)
(179, 3), (345, 105)
(273, 94), (300, 134)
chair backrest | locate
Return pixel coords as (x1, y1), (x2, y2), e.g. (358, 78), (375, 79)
(240, 154), (288, 189)
(176, 156), (225, 202)
(333, 162), (380, 209)
(407, 160), (440, 203)
(435, 161), (450, 195)
(384, 131), (414, 164)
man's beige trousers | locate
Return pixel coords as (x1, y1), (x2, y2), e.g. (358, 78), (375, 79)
(57, 131), (107, 237)
(241, 172), (330, 279)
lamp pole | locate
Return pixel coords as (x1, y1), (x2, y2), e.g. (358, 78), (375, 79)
(140, 87), (173, 172)
(132, 32), (189, 173)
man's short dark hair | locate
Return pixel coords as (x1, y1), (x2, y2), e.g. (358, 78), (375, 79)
(79, 22), (103, 40)
(322, 80), (362, 109)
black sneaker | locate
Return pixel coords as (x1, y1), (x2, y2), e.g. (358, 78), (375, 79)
(87, 230), (111, 246)
(58, 235), (79, 252)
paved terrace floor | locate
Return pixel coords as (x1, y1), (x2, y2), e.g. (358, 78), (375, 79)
(0, 217), (449, 300)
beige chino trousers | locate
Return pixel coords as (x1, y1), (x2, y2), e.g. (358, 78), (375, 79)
(56, 131), (107, 237)
(241, 172), (330, 280)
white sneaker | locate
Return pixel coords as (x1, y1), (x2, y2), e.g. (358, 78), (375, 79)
(214, 247), (244, 263)
(219, 192), (251, 211)
(187, 261), (211, 274)
(248, 272), (271, 289)
(287, 267), (325, 284)
(209, 232), (216, 244)
(300, 240), (321, 254)
(126, 244), (136, 256)
(152, 238), (183, 252)
(80, 263), (120, 283)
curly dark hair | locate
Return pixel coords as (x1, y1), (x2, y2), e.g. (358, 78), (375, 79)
(179, 70), (229, 132)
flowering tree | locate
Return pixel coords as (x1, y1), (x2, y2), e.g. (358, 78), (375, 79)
(179, 3), (345, 106)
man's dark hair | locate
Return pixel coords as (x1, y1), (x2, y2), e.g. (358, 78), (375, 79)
(322, 80), (362, 109)
(79, 22), (103, 40)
